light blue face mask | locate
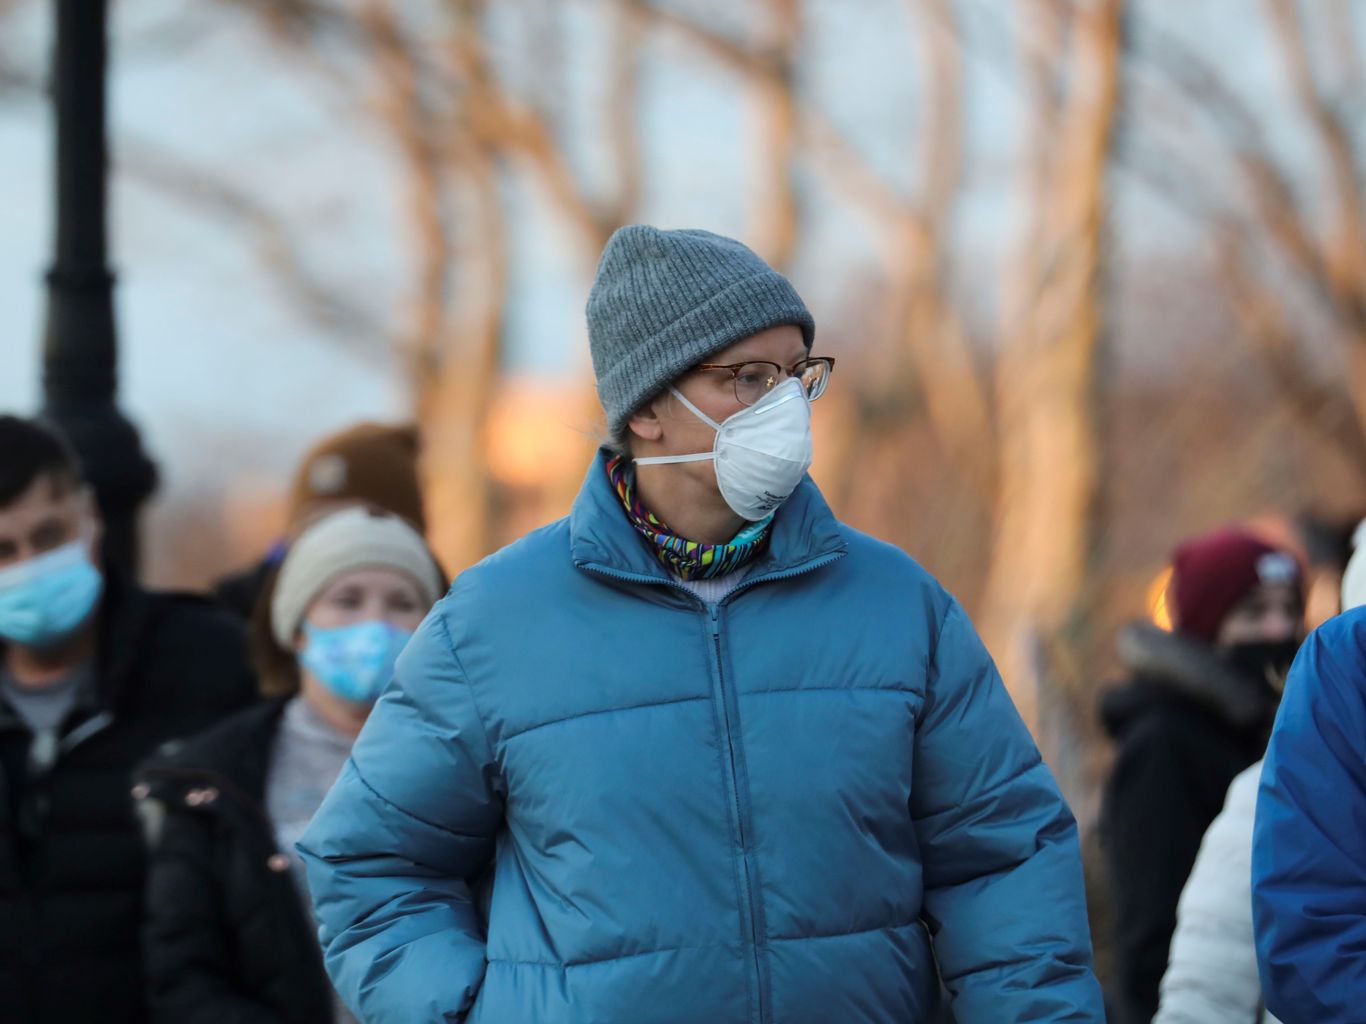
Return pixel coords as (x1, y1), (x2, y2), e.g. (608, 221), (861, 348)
(299, 620), (414, 705)
(0, 539), (104, 649)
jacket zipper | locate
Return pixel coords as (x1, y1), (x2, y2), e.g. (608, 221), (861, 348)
(711, 602), (767, 1024)
(579, 551), (844, 1024)
(716, 554), (842, 1024)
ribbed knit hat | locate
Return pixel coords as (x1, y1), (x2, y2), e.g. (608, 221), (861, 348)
(1170, 526), (1303, 642)
(270, 506), (445, 646)
(587, 226), (815, 436)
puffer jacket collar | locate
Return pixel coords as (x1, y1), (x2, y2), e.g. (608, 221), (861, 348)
(569, 448), (848, 587)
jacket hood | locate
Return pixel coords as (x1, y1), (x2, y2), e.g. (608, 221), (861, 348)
(569, 448), (847, 585)
(139, 698), (287, 803)
(1100, 621), (1279, 737)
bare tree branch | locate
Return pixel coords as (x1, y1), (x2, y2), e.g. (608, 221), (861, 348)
(118, 138), (386, 353)
(981, 0), (1125, 719)
(602, 0), (645, 230)
(360, 0), (451, 388)
(894, 0), (995, 497)
(406, 0), (510, 572)
(1323, 0), (1365, 96)
(443, 4), (616, 251)
(620, 0), (798, 265)
(742, 0), (800, 267)
(800, 1), (994, 501)
(1264, 0), (1366, 308)
(0, 49), (39, 98)
(1131, 11), (1358, 326)
(1214, 221), (1366, 467)
(909, 0), (963, 235)
(209, 0), (369, 50)
(802, 107), (909, 224)
(629, 0), (784, 81)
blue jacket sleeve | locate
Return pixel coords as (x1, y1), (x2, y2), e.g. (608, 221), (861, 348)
(1253, 615), (1366, 1022)
(297, 605), (503, 1024)
(912, 598), (1104, 1022)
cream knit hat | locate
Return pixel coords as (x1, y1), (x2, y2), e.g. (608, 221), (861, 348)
(270, 506), (444, 646)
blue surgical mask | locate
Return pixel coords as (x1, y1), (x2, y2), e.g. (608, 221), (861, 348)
(0, 539), (104, 649)
(300, 620), (414, 705)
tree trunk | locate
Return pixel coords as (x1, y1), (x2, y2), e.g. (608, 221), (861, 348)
(420, 148), (507, 574)
(978, 0), (1124, 727)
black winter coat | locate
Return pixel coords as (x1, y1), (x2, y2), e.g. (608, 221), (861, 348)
(137, 699), (337, 1024)
(1098, 622), (1279, 1024)
(0, 573), (256, 1024)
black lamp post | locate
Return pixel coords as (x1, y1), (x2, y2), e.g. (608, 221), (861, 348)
(40, 0), (157, 575)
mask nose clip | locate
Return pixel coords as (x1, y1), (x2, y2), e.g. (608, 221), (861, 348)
(752, 388), (804, 416)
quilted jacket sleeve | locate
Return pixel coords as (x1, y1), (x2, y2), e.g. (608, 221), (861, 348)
(1252, 617), (1366, 1023)
(1155, 763), (1273, 1024)
(911, 598), (1103, 1022)
(297, 606), (503, 1024)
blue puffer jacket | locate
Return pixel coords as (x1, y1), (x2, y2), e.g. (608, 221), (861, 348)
(299, 453), (1102, 1023)
(1253, 609), (1366, 1022)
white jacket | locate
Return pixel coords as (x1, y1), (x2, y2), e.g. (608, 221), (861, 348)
(1154, 761), (1280, 1024)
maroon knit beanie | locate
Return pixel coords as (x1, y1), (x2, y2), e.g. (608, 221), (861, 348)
(1170, 527), (1303, 642)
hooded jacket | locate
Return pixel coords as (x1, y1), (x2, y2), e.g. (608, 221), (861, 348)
(300, 453), (1103, 1023)
(137, 699), (339, 1024)
(1100, 623), (1278, 1024)
(1253, 609), (1366, 1023)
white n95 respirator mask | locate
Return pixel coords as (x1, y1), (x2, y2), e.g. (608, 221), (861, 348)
(634, 377), (814, 521)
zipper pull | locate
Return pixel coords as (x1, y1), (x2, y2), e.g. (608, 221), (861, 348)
(28, 728), (59, 774)
(709, 604), (721, 636)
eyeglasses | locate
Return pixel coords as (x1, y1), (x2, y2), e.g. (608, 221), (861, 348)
(692, 356), (836, 407)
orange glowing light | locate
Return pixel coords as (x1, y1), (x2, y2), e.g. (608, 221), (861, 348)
(485, 377), (596, 489)
(1147, 567), (1174, 631)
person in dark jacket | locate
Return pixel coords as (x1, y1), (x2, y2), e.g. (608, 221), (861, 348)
(0, 414), (256, 1024)
(213, 423), (428, 620)
(139, 507), (445, 1024)
(300, 226), (1104, 1022)
(1100, 526), (1305, 1024)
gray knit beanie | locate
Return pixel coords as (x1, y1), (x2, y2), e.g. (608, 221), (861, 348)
(587, 226), (815, 436)
(270, 506), (444, 646)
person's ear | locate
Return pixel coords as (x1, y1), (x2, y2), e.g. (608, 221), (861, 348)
(627, 396), (668, 445)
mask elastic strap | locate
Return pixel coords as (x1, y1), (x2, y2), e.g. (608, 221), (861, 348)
(632, 387), (724, 466)
(633, 452), (714, 465)
(667, 386), (724, 431)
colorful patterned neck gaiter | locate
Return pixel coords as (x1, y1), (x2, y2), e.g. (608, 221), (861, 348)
(606, 455), (773, 580)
